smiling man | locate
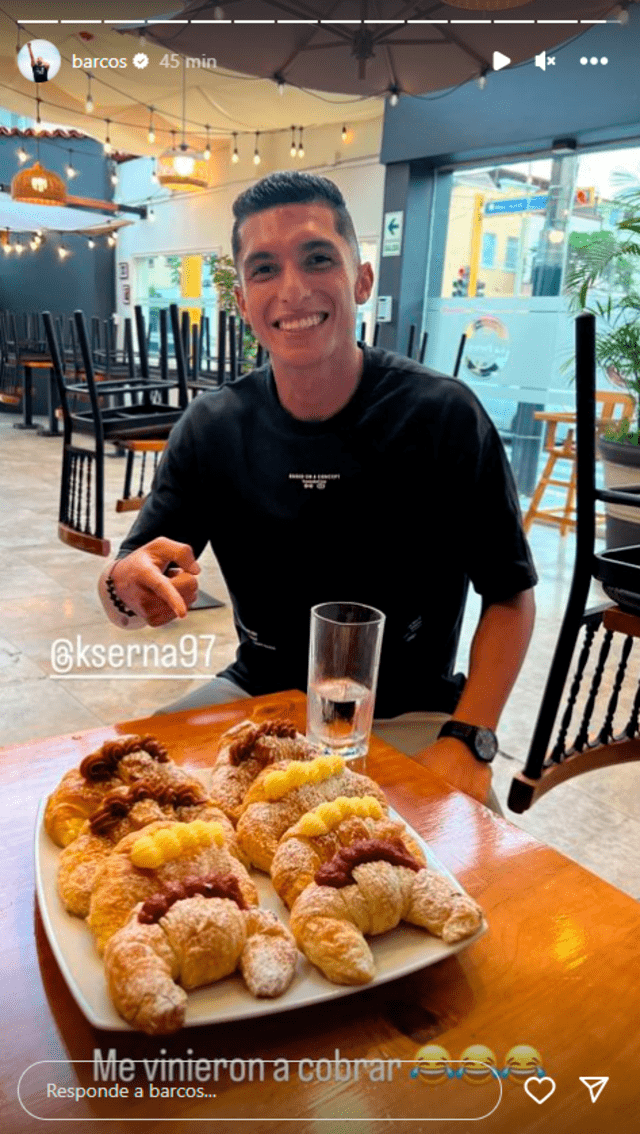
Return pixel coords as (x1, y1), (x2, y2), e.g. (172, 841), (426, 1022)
(99, 171), (536, 806)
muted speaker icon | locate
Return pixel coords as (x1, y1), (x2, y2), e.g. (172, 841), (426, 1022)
(535, 52), (547, 71)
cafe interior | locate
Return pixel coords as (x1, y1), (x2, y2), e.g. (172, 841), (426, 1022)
(1, 3), (640, 1129)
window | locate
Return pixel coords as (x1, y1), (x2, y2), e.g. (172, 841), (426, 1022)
(481, 232), (497, 268)
(504, 236), (519, 272)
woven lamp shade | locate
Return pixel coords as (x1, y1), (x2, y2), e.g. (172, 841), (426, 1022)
(442, 0), (532, 8)
(157, 149), (210, 193)
(11, 161), (67, 206)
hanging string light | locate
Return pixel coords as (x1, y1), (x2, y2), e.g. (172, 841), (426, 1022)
(33, 94), (42, 134)
(297, 127), (304, 159)
(203, 126), (211, 161)
(231, 133), (239, 164)
(253, 132), (261, 166)
(151, 157), (158, 183)
(110, 162), (118, 186)
(58, 244), (70, 260)
(290, 126), (297, 158)
(147, 108), (155, 144)
(14, 239), (24, 255)
(17, 146), (28, 164)
(341, 124), (348, 142)
(85, 75), (94, 114)
(87, 236), (95, 248)
(148, 207), (156, 222)
(388, 86), (400, 108)
(104, 119), (112, 155)
(65, 150), (77, 179)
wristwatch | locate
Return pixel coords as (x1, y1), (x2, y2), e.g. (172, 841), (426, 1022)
(437, 721), (498, 764)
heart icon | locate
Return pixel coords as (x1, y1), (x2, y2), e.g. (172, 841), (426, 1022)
(524, 1076), (556, 1104)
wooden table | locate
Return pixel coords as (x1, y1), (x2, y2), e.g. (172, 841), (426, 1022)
(2, 691), (638, 1134)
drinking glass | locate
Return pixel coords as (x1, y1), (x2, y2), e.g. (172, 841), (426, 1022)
(306, 601), (386, 768)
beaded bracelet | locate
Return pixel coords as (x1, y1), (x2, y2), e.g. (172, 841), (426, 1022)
(105, 574), (137, 619)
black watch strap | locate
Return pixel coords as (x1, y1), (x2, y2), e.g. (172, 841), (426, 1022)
(437, 720), (498, 763)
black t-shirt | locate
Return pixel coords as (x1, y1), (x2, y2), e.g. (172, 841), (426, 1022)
(119, 345), (537, 716)
(31, 63), (48, 82)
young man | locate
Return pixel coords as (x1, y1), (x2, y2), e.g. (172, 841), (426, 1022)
(99, 172), (536, 805)
(26, 42), (50, 82)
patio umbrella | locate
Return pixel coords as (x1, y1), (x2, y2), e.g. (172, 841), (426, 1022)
(124, 1), (622, 97)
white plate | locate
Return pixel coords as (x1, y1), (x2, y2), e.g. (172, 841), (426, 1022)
(35, 798), (486, 1031)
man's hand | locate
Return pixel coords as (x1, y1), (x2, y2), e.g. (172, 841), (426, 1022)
(104, 538), (200, 628)
(411, 736), (492, 805)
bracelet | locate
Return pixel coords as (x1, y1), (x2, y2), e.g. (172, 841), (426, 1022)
(105, 574), (137, 618)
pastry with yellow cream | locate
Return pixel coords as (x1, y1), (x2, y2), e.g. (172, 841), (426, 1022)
(235, 755), (387, 872)
(87, 819), (258, 954)
(209, 719), (316, 822)
(56, 782), (242, 918)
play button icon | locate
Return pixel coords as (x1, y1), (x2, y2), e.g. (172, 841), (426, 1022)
(492, 51), (511, 71)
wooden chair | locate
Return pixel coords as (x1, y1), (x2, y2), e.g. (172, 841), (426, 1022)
(509, 314), (640, 811)
(523, 391), (635, 536)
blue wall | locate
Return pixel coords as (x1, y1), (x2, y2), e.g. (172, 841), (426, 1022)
(0, 132), (115, 321)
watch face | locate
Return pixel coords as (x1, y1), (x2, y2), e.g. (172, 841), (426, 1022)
(475, 728), (498, 762)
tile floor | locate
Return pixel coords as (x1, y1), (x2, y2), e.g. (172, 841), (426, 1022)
(1, 411), (639, 899)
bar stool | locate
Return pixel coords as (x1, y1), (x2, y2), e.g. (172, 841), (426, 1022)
(523, 391), (635, 536)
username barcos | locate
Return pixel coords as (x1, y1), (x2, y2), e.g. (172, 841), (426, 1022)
(92, 1047), (403, 1085)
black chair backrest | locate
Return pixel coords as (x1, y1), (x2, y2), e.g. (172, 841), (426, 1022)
(134, 305), (150, 381)
(217, 309), (227, 385)
(168, 303), (190, 408)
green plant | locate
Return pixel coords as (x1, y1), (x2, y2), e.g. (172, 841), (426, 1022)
(207, 252), (258, 368)
(565, 192), (640, 439)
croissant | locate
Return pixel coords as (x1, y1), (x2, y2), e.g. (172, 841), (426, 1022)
(270, 796), (426, 909)
(104, 881), (297, 1034)
(236, 755), (387, 872)
(87, 820), (258, 954)
(45, 735), (208, 847)
(288, 838), (483, 985)
(209, 719), (316, 822)
(57, 783), (242, 917)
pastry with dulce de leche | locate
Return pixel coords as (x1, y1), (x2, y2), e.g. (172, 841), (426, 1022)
(45, 735), (208, 848)
(56, 781), (243, 918)
(208, 719), (316, 822)
(270, 795), (426, 909)
(104, 877), (298, 1035)
(235, 754), (387, 872)
(289, 837), (483, 985)
(87, 819), (258, 954)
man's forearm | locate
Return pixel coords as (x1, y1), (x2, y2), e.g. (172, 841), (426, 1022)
(452, 588), (536, 730)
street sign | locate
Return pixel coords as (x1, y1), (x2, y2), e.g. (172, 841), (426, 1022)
(382, 210), (403, 257)
(485, 196), (549, 215)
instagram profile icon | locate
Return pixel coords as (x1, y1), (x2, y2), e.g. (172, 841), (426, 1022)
(17, 39), (61, 83)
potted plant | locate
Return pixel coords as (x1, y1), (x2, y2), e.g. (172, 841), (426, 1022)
(565, 193), (640, 547)
(207, 252), (258, 370)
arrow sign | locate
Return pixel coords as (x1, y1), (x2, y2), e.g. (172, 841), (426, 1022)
(382, 211), (403, 257)
(579, 1077), (609, 1104)
(492, 50), (511, 71)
